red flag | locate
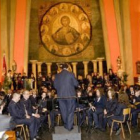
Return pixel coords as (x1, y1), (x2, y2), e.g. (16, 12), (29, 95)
(1, 54), (7, 83)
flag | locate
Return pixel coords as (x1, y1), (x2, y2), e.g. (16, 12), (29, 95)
(2, 53), (7, 74)
(1, 53), (7, 83)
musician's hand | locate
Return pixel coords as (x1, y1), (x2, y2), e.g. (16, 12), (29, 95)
(0, 105), (4, 114)
(104, 109), (107, 115)
(33, 106), (37, 110)
(42, 108), (47, 112)
(26, 115), (31, 119)
(34, 114), (40, 118)
(89, 103), (92, 107)
(91, 106), (95, 111)
(133, 99), (136, 103)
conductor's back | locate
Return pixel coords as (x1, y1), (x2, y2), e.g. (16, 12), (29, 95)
(54, 69), (78, 97)
(53, 64), (79, 131)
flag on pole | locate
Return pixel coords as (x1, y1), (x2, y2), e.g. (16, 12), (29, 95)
(1, 53), (7, 83)
(2, 53), (7, 74)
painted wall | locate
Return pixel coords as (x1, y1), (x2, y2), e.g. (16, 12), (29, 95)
(130, 0), (140, 77)
(0, 0), (2, 82)
(1, 0), (140, 84)
(13, 0), (27, 73)
(103, 0), (121, 72)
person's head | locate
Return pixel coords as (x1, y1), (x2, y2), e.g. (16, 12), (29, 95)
(77, 90), (82, 97)
(38, 72), (42, 77)
(43, 87), (48, 93)
(107, 89), (115, 99)
(109, 69), (113, 75)
(42, 92), (47, 99)
(31, 73), (34, 77)
(47, 91), (52, 97)
(130, 86), (134, 92)
(23, 72), (26, 76)
(87, 86), (92, 91)
(8, 70), (12, 74)
(42, 77), (46, 81)
(96, 88), (103, 97)
(62, 63), (68, 70)
(0, 91), (5, 100)
(12, 93), (21, 103)
(135, 90), (140, 97)
(32, 90), (37, 97)
(61, 16), (70, 27)
(7, 89), (12, 94)
(23, 90), (30, 100)
(88, 91), (93, 97)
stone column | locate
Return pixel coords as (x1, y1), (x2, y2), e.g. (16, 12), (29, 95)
(83, 61), (89, 78)
(71, 62), (77, 77)
(36, 62), (42, 73)
(92, 60), (98, 73)
(97, 58), (104, 77)
(46, 63), (52, 75)
(30, 60), (37, 89)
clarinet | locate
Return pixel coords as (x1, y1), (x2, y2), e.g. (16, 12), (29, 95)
(23, 104), (28, 117)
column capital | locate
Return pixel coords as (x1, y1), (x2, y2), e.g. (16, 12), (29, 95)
(46, 62), (52, 66)
(83, 61), (89, 65)
(71, 62), (78, 66)
(30, 60), (37, 64)
(97, 57), (104, 61)
(91, 60), (97, 63)
(36, 62), (42, 65)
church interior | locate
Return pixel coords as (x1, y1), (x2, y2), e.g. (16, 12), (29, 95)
(0, 0), (140, 140)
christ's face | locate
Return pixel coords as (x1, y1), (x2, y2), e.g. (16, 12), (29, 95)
(61, 16), (70, 27)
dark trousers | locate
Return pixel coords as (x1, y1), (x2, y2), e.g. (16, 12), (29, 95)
(50, 110), (60, 127)
(59, 99), (76, 130)
(15, 117), (39, 139)
(131, 108), (140, 127)
(88, 108), (103, 128)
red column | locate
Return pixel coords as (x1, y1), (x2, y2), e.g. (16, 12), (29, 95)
(14, 0), (27, 73)
(130, 0), (140, 77)
(103, 0), (121, 72)
(0, 1), (2, 83)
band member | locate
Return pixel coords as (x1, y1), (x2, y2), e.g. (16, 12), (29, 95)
(108, 95), (128, 135)
(87, 88), (106, 131)
(131, 90), (140, 128)
(29, 90), (38, 110)
(38, 92), (47, 117)
(76, 90), (86, 126)
(54, 63), (79, 131)
(8, 93), (39, 140)
(19, 90), (41, 126)
(102, 89), (118, 131)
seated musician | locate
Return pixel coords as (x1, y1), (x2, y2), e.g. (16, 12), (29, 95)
(8, 93), (39, 140)
(76, 90), (87, 126)
(50, 95), (61, 129)
(131, 89), (140, 128)
(38, 92), (48, 124)
(108, 95), (128, 135)
(87, 88), (106, 132)
(29, 90), (38, 113)
(102, 89), (118, 131)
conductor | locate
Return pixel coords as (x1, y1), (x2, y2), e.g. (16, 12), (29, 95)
(54, 63), (79, 131)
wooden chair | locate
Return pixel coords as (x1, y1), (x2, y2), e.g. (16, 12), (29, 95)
(16, 124), (29, 140)
(57, 114), (61, 125)
(48, 114), (51, 128)
(110, 108), (131, 139)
